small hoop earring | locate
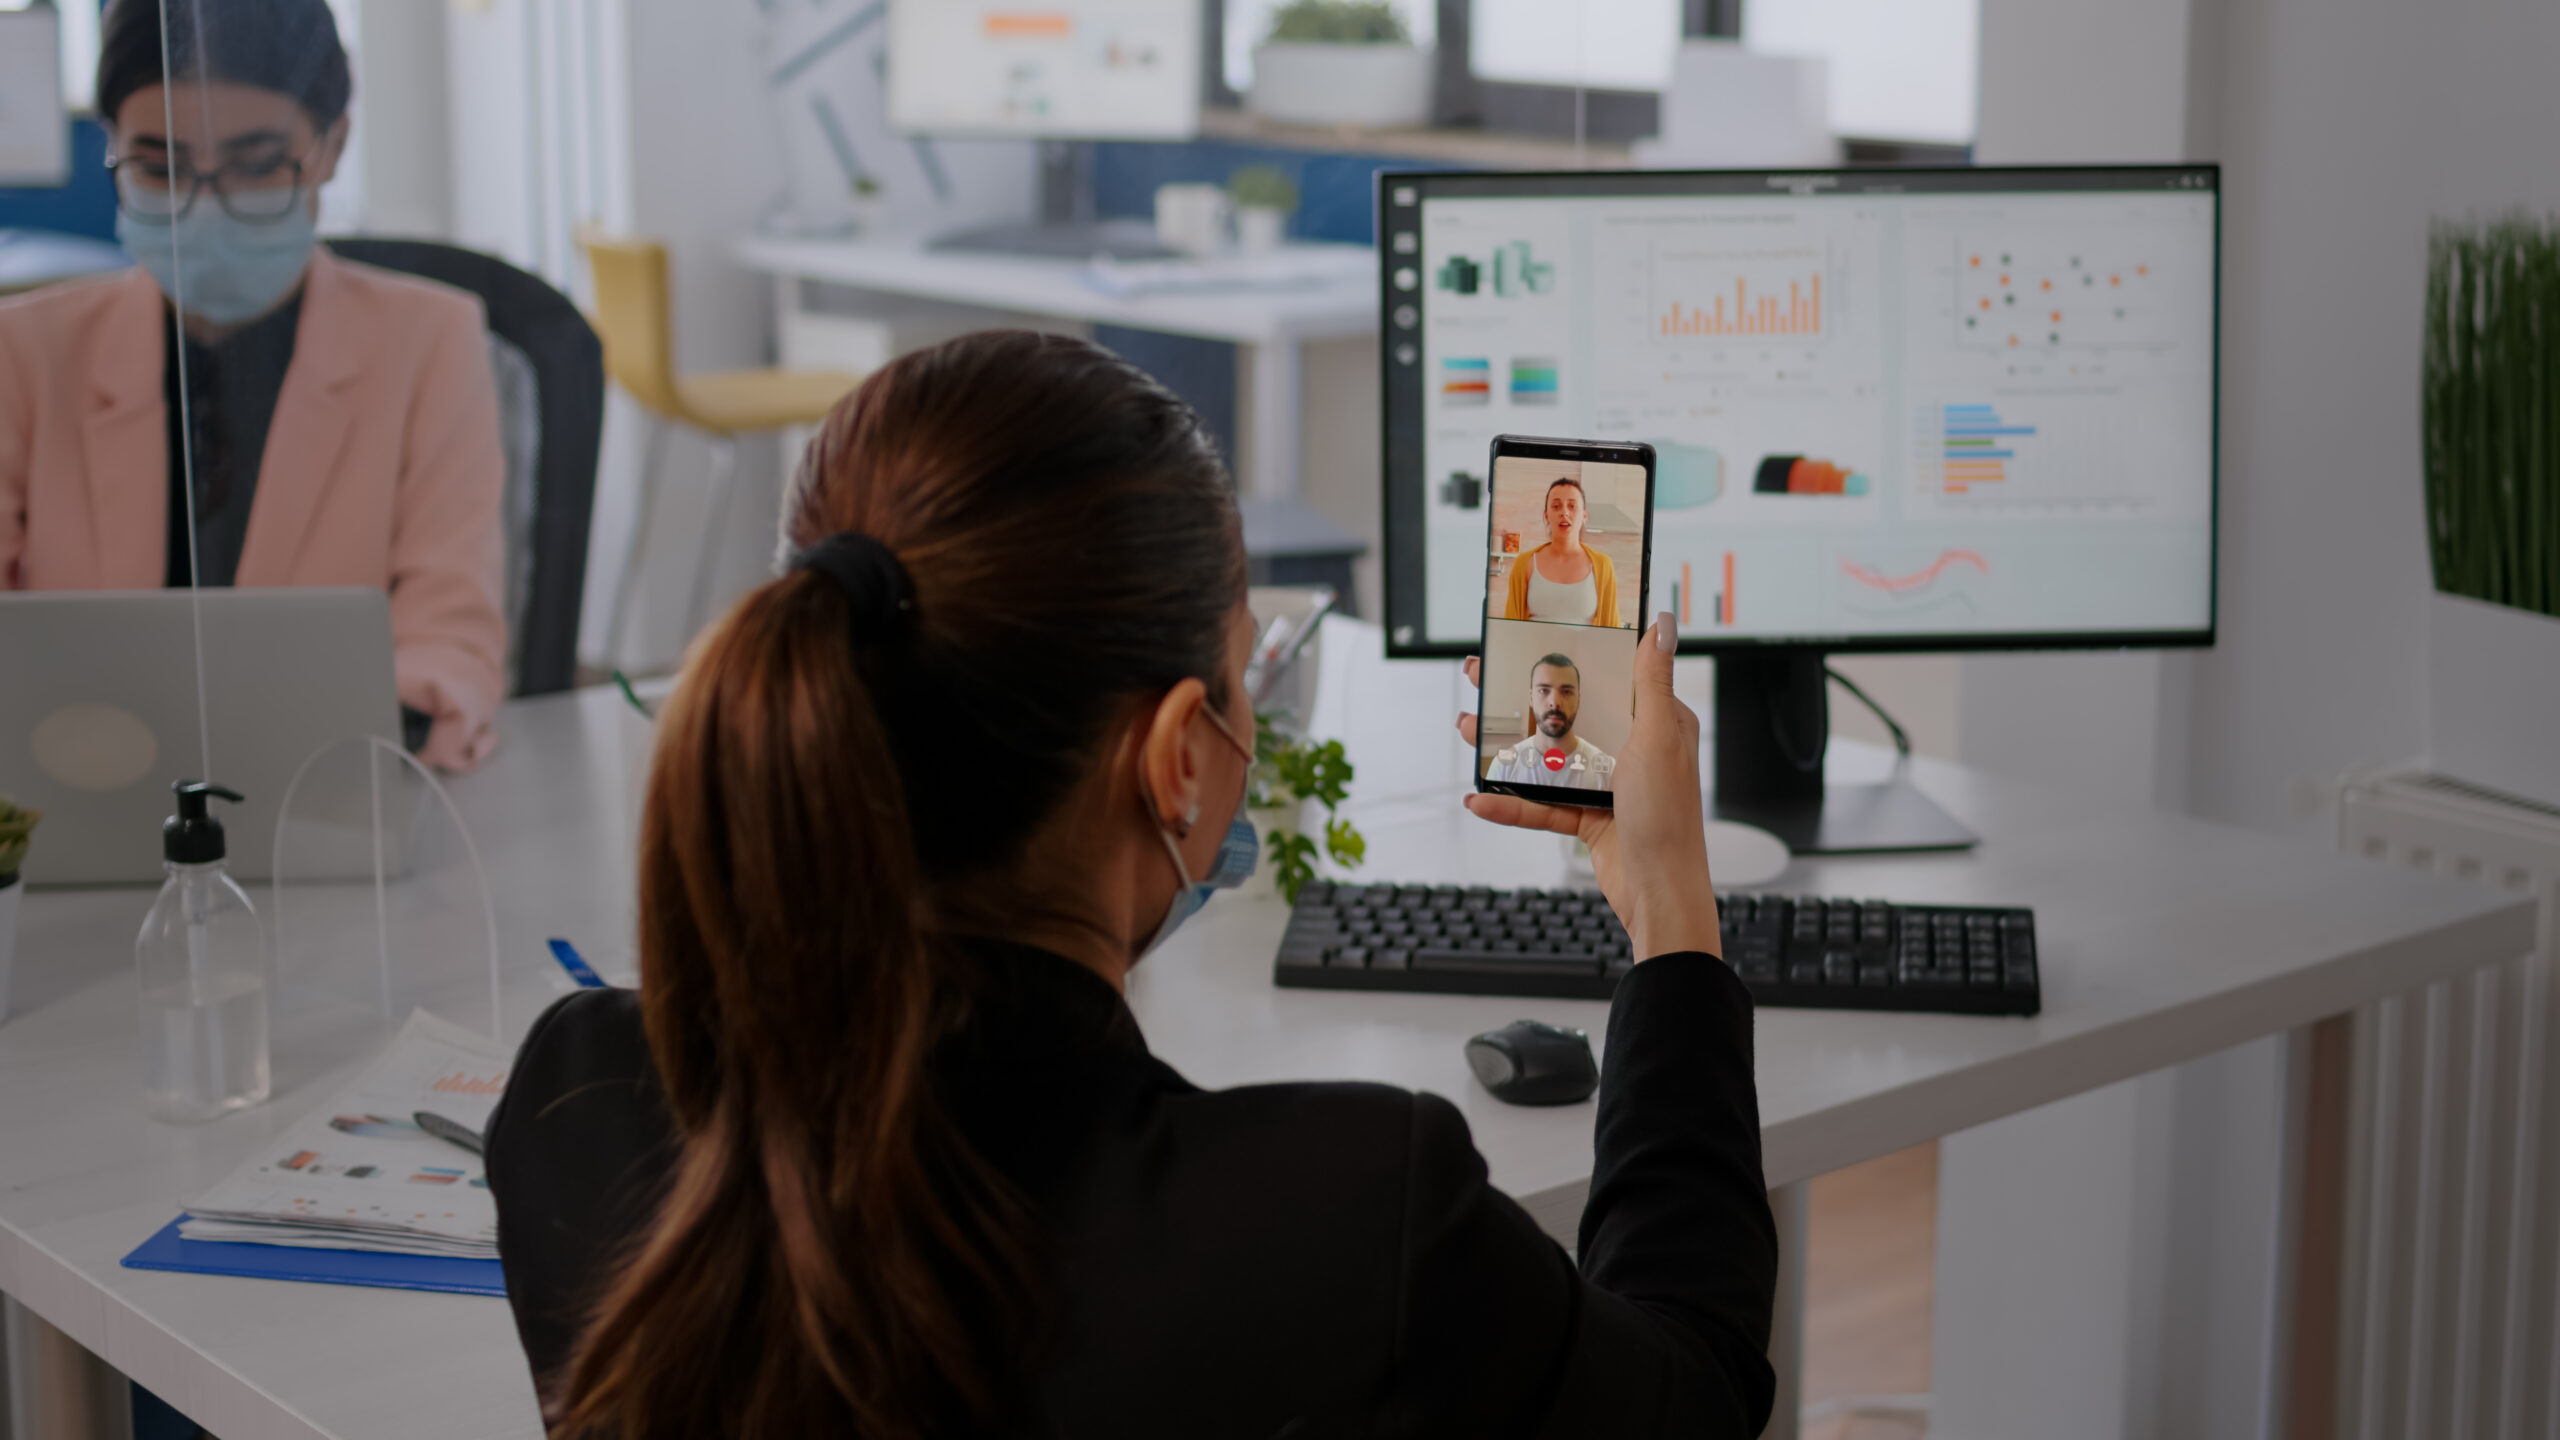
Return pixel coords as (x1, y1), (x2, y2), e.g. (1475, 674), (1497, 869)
(1178, 802), (1200, 839)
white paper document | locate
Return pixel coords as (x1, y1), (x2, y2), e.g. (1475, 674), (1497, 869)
(1082, 244), (1374, 298)
(181, 1010), (510, 1259)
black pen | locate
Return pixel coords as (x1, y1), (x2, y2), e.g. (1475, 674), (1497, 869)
(414, 1110), (486, 1157)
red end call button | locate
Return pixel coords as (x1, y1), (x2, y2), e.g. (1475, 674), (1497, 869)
(1542, 749), (1567, 772)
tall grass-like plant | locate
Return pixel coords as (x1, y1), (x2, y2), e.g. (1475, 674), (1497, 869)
(2424, 215), (2560, 620)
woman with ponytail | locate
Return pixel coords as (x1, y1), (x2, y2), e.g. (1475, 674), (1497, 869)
(485, 331), (1776, 1438)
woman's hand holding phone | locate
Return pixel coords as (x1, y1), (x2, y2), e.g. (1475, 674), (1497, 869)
(1457, 613), (1721, 962)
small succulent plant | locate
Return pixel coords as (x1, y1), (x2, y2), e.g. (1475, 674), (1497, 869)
(1229, 166), (1301, 215)
(0, 797), (40, 885)
(1267, 0), (1411, 45)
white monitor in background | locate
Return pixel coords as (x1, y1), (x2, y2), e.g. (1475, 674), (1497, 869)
(887, 0), (1202, 140)
(1469, 0), (1683, 93)
(1745, 0), (1980, 146)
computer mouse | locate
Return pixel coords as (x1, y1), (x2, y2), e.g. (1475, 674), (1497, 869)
(1465, 1019), (1599, 1106)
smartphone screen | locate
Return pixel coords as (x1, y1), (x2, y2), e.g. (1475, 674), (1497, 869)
(1474, 436), (1655, 808)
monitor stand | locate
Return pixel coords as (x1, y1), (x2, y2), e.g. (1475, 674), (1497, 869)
(1709, 650), (1978, 855)
(926, 140), (1182, 262)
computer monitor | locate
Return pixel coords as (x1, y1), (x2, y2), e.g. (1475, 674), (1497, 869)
(886, 0), (1202, 141)
(1378, 165), (2220, 851)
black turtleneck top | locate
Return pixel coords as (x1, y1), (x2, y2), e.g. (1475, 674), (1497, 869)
(483, 942), (1777, 1437)
(161, 296), (303, 589)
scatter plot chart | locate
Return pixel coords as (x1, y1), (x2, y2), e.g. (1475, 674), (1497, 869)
(1953, 239), (2178, 350)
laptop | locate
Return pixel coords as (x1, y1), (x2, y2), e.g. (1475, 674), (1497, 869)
(0, 589), (408, 885)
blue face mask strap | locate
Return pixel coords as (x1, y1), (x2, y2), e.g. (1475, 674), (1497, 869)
(1135, 689), (1263, 957)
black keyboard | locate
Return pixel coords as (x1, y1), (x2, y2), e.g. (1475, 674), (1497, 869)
(1271, 882), (2041, 1017)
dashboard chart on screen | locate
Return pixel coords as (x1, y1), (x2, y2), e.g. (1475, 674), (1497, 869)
(1380, 167), (2220, 657)
(886, 0), (1201, 140)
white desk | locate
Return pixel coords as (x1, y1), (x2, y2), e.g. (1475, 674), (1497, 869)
(0, 682), (2534, 1440)
(734, 234), (1377, 504)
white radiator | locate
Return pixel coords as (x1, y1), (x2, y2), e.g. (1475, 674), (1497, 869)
(2333, 767), (2560, 1440)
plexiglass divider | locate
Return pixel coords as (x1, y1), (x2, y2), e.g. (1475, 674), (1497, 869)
(270, 735), (502, 1041)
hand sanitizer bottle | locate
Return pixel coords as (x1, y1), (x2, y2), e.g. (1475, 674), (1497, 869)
(136, 780), (269, 1122)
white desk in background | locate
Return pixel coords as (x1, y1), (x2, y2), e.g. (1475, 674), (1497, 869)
(0, 670), (2535, 1440)
(733, 233), (1377, 505)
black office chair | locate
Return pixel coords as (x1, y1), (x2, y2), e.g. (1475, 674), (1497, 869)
(326, 238), (604, 697)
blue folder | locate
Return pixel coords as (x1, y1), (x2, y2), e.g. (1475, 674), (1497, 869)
(121, 1216), (507, 1297)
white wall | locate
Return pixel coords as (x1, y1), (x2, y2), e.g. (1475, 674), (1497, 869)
(1932, 4), (2287, 1439)
(2185, 0), (2560, 839)
(603, 0), (787, 671)
(443, 0), (546, 274)
(445, 0), (784, 674)
(1941, 1), (2560, 1436)
(342, 0), (452, 238)
(1956, 0), (2203, 814)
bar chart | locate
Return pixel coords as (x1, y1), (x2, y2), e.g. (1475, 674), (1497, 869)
(1644, 239), (1833, 343)
(1670, 554), (1739, 627)
(1441, 357), (1491, 406)
(1437, 241), (1556, 298)
(1658, 273), (1823, 337)
(1919, 397), (2177, 513)
(1939, 403), (2033, 492)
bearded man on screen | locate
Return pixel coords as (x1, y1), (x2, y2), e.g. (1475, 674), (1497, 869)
(1483, 654), (1617, 789)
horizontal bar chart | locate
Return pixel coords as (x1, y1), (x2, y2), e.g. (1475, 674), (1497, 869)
(1940, 404), (2035, 492)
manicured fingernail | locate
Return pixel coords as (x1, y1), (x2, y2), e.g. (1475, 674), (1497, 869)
(1655, 612), (1677, 652)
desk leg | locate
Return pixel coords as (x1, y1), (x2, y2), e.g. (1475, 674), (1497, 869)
(3, 1296), (129, 1440)
(1239, 336), (1301, 501)
(1764, 1180), (1808, 1440)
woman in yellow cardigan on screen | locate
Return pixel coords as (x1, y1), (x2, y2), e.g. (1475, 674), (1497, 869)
(1501, 478), (1626, 628)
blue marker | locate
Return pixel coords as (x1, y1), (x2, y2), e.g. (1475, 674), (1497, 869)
(547, 938), (607, 988)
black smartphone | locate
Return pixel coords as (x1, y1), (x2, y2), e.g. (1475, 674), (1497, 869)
(1472, 435), (1656, 809)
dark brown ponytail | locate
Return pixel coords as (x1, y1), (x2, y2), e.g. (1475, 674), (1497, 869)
(553, 332), (1244, 1438)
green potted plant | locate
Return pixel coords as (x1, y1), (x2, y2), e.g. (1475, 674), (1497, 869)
(2422, 214), (2560, 807)
(1250, 1), (1433, 131)
(0, 798), (40, 1023)
(1229, 165), (1299, 255)
(1251, 714), (1365, 904)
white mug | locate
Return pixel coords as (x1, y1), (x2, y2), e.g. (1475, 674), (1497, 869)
(1154, 183), (1232, 257)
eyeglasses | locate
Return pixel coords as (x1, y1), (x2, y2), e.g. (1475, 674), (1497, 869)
(106, 150), (309, 224)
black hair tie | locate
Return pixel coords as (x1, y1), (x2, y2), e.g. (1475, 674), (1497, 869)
(789, 532), (914, 633)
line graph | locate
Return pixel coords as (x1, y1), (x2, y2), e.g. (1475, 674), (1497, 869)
(1842, 549), (1990, 592)
(1839, 547), (1991, 623)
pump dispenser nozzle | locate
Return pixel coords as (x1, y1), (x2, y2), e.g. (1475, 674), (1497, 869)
(165, 780), (244, 865)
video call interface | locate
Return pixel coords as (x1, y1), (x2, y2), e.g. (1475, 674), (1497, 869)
(1386, 168), (2220, 654)
(1477, 453), (1647, 795)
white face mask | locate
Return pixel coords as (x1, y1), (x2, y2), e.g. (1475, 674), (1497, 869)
(117, 203), (317, 327)
(1134, 701), (1259, 960)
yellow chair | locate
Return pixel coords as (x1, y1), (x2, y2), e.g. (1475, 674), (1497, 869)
(579, 231), (862, 663)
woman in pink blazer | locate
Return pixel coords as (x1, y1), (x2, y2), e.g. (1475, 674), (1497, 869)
(0, 0), (506, 771)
